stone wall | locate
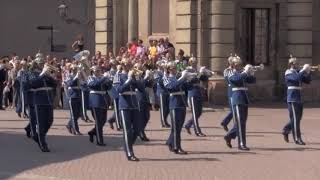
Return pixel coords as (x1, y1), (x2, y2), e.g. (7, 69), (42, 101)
(0, 0), (95, 58)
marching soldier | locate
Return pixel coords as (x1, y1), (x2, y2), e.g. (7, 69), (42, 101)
(282, 56), (311, 145)
(28, 62), (57, 152)
(65, 64), (83, 135)
(116, 59), (142, 161)
(134, 63), (151, 141)
(164, 61), (192, 154)
(154, 60), (170, 128)
(220, 54), (235, 132)
(108, 64), (123, 130)
(184, 56), (213, 137)
(87, 66), (112, 146)
(16, 60), (29, 118)
(23, 61), (40, 139)
(223, 56), (256, 151)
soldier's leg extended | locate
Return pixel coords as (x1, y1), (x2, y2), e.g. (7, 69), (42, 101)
(120, 109), (135, 157)
(176, 108), (186, 149)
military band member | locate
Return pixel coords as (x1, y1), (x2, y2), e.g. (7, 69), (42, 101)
(87, 66), (112, 146)
(164, 61), (192, 154)
(108, 64), (123, 130)
(154, 60), (171, 128)
(282, 56), (311, 145)
(184, 56), (213, 137)
(28, 63), (57, 152)
(135, 63), (151, 141)
(116, 59), (142, 161)
(16, 60), (29, 118)
(220, 54), (235, 132)
(23, 61), (40, 139)
(223, 56), (256, 151)
(65, 64), (83, 135)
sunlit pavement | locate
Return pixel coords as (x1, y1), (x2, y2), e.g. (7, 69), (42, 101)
(1, 103), (320, 180)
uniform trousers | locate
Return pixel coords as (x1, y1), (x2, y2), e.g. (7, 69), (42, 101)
(159, 93), (170, 126)
(167, 108), (186, 150)
(283, 102), (303, 141)
(89, 107), (107, 144)
(184, 97), (203, 134)
(34, 105), (54, 147)
(68, 98), (82, 132)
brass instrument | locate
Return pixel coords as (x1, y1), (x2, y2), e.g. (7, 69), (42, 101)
(300, 64), (320, 72)
(132, 67), (144, 76)
(44, 63), (60, 74)
(251, 64), (264, 72)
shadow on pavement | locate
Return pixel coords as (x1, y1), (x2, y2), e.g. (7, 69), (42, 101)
(141, 157), (219, 162)
(0, 131), (123, 180)
(252, 146), (320, 152)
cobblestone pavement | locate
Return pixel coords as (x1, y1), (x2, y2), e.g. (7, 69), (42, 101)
(1, 104), (320, 180)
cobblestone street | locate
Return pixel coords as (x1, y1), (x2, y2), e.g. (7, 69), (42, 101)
(1, 104), (320, 180)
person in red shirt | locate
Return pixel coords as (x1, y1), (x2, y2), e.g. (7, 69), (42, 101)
(129, 38), (137, 56)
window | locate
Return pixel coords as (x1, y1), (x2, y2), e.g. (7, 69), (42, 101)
(240, 8), (270, 65)
(151, 0), (169, 34)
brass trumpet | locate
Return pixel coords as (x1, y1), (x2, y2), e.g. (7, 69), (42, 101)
(300, 65), (320, 72)
(251, 64), (264, 72)
(44, 63), (60, 73)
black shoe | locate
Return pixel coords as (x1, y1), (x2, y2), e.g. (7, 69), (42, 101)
(75, 131), (83, 135)
(139, 132), (150, 141)
(0, 108), (5, 110)
(282, 133), (289, 143)
(127, 155), (139, 161)
(168, 144), (175, 152)
(85, 117), (93, 123)
(40, 145), (51, 152)
(196, 132), (206, 137)
(221, 124), (229, 132)
(97, 142), (106, 146)
(295, 139), (306, 145)
(162, 123), (170, 128)
(17, 113), (21, 118)
(174, 148), (188, 155)
(66, 125), (73, 134)
(88, 132), (94, 143)
(224, 136), (232, 148)
(24, 128), (31, 138)
(109, 122), (114, 130)
(185, 127), (191, 135)
(238, 146), (250, 151)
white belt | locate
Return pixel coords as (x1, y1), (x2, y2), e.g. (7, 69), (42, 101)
(288, 86), (302, 90)
(170, 91), (185, 96)
(90, 90), (106, 95)
(68, 87), (81, 90)
(30, 87), (54, 92)
(232, 87), (248, 91)
(120, 91), (137, 95)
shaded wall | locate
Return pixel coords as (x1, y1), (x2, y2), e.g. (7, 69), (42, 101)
(0, 0), (95, 58)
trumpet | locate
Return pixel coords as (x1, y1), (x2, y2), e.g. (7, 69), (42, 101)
(132, 67), (144, 76)
(299, 64), (320, 72)
(44, 63), (60, 73)
(251, 64), (264, 72)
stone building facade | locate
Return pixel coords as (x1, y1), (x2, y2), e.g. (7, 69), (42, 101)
(95, 0), (320, 104)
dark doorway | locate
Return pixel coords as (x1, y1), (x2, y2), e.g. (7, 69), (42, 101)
(239, 8), (270, 65)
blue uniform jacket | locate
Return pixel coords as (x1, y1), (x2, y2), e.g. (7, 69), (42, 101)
(116, 73), (140, 110)
(136, 78), (150, 110)
(22, 70), (40, 105)
(87, 75), (112, 108)
(224, 68), (233, 97)
(65, 74), (81, 99)
(110, 71), (121, 100)
(228, 71), (256, 105)
(164, 75), (192, 109)
(28, 74), (57, 105)
(154, 70), (169, 96)
(285, 69), (311, 103)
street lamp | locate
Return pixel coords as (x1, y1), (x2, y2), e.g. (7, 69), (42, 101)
(58, 1), (68, 19)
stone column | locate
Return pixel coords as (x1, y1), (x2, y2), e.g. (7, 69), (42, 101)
(95, 0), (113, 55)
(128, 0), (138, 41)
(209, 0), (235, 73)
(197, 0), (210, 68)
(113, 0), (121, 54)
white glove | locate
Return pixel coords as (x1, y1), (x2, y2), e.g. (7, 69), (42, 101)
(144, 70), (151, 79)
(243, 64), (252, 74)
(40, 66), (49, 76)
(175, 60), (180, 63)
(128, 70), (134, 78)
(180, 70), (189, 79)
(199, 66), (206, 74)
(302, 64), (311, 74)
(103, 72), (110, 77)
